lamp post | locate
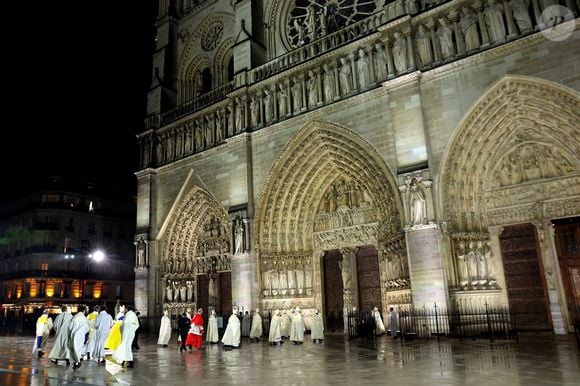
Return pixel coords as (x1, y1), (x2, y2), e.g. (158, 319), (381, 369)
(64, 249), (105, 309)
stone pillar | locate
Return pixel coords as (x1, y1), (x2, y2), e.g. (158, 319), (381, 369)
(535, 222), (567, 334)
(488, 226), (510, 305)
(312, 250), (325, 313)
(340, 247), (358, 333)
(231, 252), (253, 313)
(406, 225), (449, 309)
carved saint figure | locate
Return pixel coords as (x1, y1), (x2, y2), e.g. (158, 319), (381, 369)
(278, 83), (288, 117)
(456, 242), (469, 287)
(136, 238), (146, 267)
(320, 5), (328, 36)
(215, 111), (223, 143)
(392, 32), (407, 74)
(305, 5), (317, 41)
(292, 78), (303, 112)
(195, 121), (203, 150)
(540, 0), (563, 27)
(264, 88), (273, 124)
(166, 281), (174, 302)
(339, 57), (352, 94)
(510, 0), (532, 33)
(438, 18), (455, 60)
(250, 95), (259, 127)
(235, 98), (244, 133)
(156, 137), (164, 164)
(185, 125), (192, 153)
(417, 25), (433, 67)
(234, 220), (244, 255)
(485, 0), (507, 43)
(307, 70), (318, 107)
(323, 63), (335, 102)
(179, 282), (187, 302)
(410, 184), (426, 226)
(406, 0), (418, 14)
(338, 254), (352, 290)
(373, 42), (388, 81)
(187, 281), (194, 302)
(357, 48), (370, 88)
(205, 114), (214, 146)
(461, 7), (480, 52)
(294, 19), (305, 46)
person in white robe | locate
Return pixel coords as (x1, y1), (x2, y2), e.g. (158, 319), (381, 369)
(241, 311), (251, 337)
(290, 307), (305, 344)
(69, 309), (90, 370)
(48, 306), (73, 365)
(206, 309), (219, 344)
(157, 309), (172, 346)
(268, 309), (283, 345)
(372, 307), (386, 335)
(113, 305), (139, 368)
(32, 309), (53, 358)
(84, 306), (100, 360)
(221, 307), (241, 348)
(249, 309), (263, 342)
(310, 309), (324, 343)
(92, 306), (113, 365)
(389, 307), (399, 338)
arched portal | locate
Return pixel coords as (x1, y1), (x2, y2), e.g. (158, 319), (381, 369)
(440, 75), (580, 332)
(256, 120), (404, 326)
(160, 186), (232, 317)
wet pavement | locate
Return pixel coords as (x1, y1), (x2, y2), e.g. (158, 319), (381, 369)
(0, 333), (579, 385)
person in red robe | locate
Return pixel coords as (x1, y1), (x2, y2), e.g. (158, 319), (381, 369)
(185, 308), (204, 350)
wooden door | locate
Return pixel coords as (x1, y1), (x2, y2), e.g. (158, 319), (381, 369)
(553, 218), (580, 311)
(219, 271), (232, 318)
(499, 223), (552, 331)
(323, 249), (344, 333)
(356, 245), (382, 313)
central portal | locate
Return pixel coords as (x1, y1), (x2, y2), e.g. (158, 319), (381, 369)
(323, 250), (344, 333)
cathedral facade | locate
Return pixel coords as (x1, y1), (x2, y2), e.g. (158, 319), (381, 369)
(136, 0), (580, 334)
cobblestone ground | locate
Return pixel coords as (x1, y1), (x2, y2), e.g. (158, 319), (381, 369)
(0, 333), (578, 385)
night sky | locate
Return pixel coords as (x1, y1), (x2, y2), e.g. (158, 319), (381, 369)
(2, 1), (155, 203)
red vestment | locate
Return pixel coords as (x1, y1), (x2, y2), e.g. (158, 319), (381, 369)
(185, 313), (204, 348)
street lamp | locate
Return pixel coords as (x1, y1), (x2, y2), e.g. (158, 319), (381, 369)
(64, 249), (105, 308)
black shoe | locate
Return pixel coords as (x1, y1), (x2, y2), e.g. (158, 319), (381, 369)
(163, 344), (168, 347)
(65, 359), (70, 366)
(279, 341), (285, 344)
(127, 361), (134, 368)
(72, 362), (81, 370)
(98, 359), (106, 365)
(37, 351), (44, 358)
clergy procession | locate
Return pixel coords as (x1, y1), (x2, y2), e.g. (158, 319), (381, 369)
(32, 304), (397, 370)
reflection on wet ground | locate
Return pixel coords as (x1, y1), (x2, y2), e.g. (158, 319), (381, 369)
(0, 333), (578, 385)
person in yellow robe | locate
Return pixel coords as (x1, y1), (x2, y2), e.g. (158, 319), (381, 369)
(104, 305), (125, 351)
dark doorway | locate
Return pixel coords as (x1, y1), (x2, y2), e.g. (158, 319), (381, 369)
(499, 223), (552, 331)
(356, 245), (382, 313)
(227, 57), (234, 82)
(553, 217), (580, 311)
(197, 275), (209, 316)
(219, 271), (232, 318)
(323, 249), (344, 333)
(202, 68), (212, 94)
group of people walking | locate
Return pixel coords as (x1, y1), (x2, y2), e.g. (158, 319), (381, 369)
(33, 303), (140, 370)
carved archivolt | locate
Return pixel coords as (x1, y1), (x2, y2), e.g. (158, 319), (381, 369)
(161, 186), (230, 274)
(440, 75), (580, 232)
(256, 120), (403, 254)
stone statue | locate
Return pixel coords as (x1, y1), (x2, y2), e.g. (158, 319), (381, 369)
(186, 281), (194, 302)
(262, 269), (271, 293)
(438, 17), (455, 60)
(136, 238), (146, 267)
(250, 95), (259, 127)
(205, 114), (214, 146)
(410, 184), (426, 225)
(166, 135), (174, 161)
(156, 137), (164, 164)
(179, 284), (187, 302)
(323, 63), (335, 102)
(456, 242), (469, 287)
(166, 281), (174, 302)
(307, 70), (318, 107)
(392, 32), (407, 74)
(510, 0), (532, 33)
(305, 5), (317, 41)
(295, 263), (305, 291)
(293, 19), (305, 46)
(234, 98), (244, 134)
(264, 88), (273, 124)
(357, 48), (370, 89)
(406, 0), (418, 14)
(208, 273), (217, 304)
(485, 0), (506, 43)
(461, 7), (480, 52)
(195, 120), (203, 150)
(292, 78), (303, 112)
(540, 0), (563, 27)
(373, 42), (388, 81)
(185, 126), (192, 153)
(320, 5), (328, 36)
(339, 57), (352, 94)
(278, 83), (288, 117)
(416, 25), (433, 67)
(234, 220), (244, 255)
(215, 111), (223, 143)
(338, 254), (352, 290)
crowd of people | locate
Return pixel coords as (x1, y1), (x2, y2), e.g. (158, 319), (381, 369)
(32, 304), (400, 369)
(32, 303), (141, 369)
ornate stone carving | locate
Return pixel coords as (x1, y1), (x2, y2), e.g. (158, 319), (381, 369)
(451, 233), (498, 290)
(380, 234), (409, 290)
(399, 173), (434, 228)
(201, 21), (224, 51)
(261, 254), (312, 298)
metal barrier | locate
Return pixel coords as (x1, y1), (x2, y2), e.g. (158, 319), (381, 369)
(347, 310), (376, 341)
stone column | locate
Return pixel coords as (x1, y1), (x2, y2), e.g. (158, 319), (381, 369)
(406, 225), (449, 309)
(340, 247), (358, 333)
(312, 250), (325, 313)
(535, 222), (567, 334)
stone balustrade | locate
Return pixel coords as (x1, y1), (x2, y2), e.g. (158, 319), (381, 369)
(138, 0), (578, 170)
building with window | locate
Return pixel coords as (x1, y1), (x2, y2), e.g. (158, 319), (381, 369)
(135, 0), (579, 334)
(0, 177), (135, 329)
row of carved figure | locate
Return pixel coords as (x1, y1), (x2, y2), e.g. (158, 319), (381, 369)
(139, 0), (569, 169)
(454, 237), (498, 289)
(165, 280), (195, 303)
(162, 255), (230, 275)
